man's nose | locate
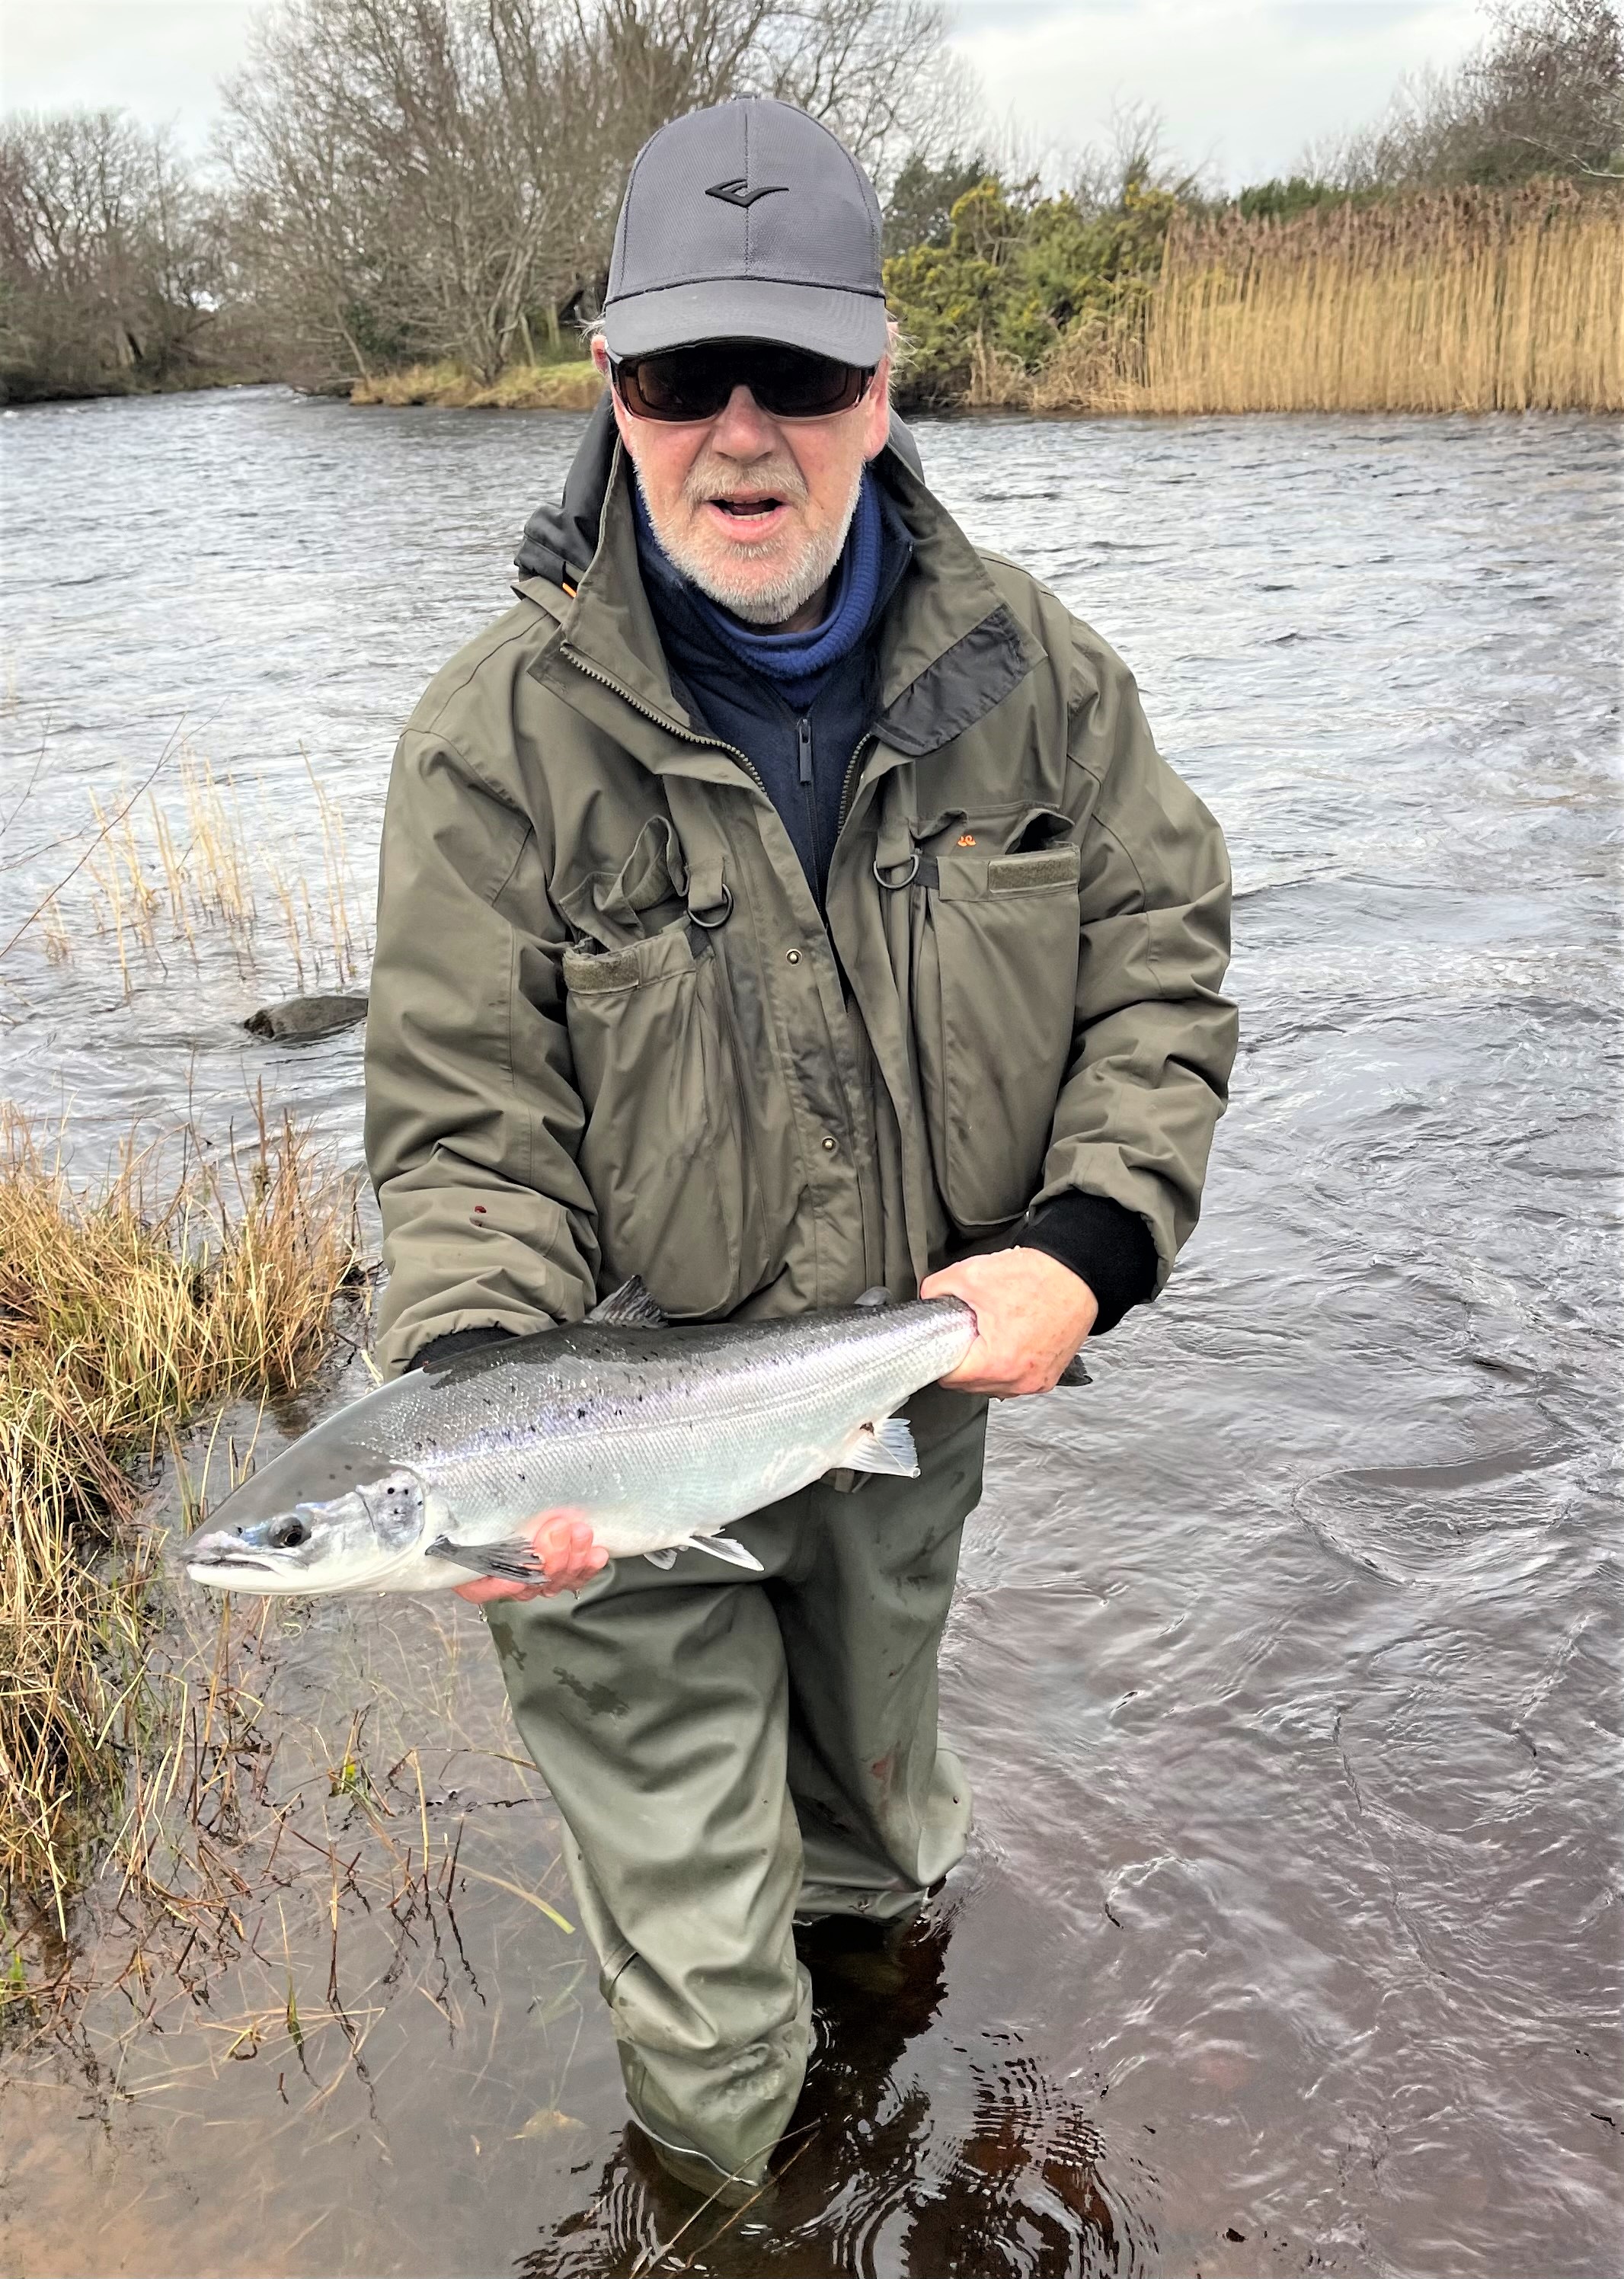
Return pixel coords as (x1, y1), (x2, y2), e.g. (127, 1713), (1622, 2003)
(708, 384), (779, 458)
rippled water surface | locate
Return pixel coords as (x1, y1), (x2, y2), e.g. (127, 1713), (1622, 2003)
(1, 392), (1619, 2277)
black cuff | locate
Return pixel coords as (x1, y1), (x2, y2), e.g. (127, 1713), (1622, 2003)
(409, 1324), (518, 1372)
(1016, 1191), (1159, 1336)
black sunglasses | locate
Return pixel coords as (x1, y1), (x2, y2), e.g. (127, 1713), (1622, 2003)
(610, 341), (875, 424)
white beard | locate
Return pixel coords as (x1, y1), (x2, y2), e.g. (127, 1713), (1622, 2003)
(639, 464), (864, 627)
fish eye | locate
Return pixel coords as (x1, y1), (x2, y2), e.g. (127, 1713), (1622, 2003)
(267, 1516), (312, 1549)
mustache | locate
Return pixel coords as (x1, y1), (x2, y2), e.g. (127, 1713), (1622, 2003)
(683, 456), (809, 508)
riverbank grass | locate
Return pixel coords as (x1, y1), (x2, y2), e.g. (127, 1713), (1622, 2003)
(350, 360), (603, 409)
(0, 1106), (356, 1908)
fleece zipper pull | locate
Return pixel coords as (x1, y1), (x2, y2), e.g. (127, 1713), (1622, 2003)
(797, 715), (814, 787)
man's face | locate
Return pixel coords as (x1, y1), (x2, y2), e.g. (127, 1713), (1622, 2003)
(595, 337), (891, 628)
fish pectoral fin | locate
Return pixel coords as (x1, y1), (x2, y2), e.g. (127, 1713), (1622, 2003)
(677, 1533), (764, 1573)
(842, 1415), (919, 1478)
(642, 1548), (678, 1570)
(586, 1276), (670, 1330)
(426, 1534), (550, 1585)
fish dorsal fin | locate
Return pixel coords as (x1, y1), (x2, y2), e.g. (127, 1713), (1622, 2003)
(1055, 1352), (1092, 1388)
(855, 1285), (894, 1308)
(586, 1276), (670, 1330)
(842, 1415), (919, 1477)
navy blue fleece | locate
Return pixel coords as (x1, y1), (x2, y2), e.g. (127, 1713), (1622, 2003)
(632, 470), (912, 905)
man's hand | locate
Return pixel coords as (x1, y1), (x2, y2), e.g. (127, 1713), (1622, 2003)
(454, 1509), (609, 1605)
(922, 1247), (1099, 1398)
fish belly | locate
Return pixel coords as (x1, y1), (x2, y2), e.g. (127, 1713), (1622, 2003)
(426, 1393), (871, 1567)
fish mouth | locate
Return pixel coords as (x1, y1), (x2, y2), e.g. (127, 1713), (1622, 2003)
(184, 1550), (278, 1576)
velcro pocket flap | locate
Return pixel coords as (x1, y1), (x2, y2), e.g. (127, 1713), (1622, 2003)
(919, 843), (1082, 900)
(989, 847), (1082, 893)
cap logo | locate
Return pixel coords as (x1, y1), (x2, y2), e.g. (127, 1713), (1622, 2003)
(705, 177), (788, 210)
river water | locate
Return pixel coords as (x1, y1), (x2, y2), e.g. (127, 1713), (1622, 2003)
(0, 391), (1619, 2277)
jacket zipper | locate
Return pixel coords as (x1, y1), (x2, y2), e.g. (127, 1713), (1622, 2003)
(836, 733), (880, 835)
(560, 645), (769, 795)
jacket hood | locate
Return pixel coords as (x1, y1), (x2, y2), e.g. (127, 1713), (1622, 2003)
(514, 396), (926, 589)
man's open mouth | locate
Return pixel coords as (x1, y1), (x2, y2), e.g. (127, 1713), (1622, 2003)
(711, 495), (782, 518)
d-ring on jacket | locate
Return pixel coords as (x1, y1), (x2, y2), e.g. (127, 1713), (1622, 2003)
(363, 402), (1238, 2194)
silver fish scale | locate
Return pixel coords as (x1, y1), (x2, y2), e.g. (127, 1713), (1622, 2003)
(366, 1298), (975, 1558)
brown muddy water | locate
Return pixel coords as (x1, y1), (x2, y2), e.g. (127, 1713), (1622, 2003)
(0, 392), (1619, 2277)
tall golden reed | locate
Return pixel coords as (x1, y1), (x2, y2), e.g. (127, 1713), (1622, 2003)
(31, 740), (368, 995)
(1031, 183), (1623, 415)
(0, 1105), (356, 1910)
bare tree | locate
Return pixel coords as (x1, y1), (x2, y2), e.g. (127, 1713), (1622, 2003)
(0, 110), (222, 400)
(745, 0), (973, 186)
(217, 0), (969, 384)
(1064, 101), (1210, 216)
(1310, 0), (1622, 188)
(220, 0), (595, 382)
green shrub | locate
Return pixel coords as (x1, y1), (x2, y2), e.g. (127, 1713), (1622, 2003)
(884, 173), (1183, 407)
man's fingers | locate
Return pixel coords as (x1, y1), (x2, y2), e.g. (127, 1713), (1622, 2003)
(523, 1509), (608, 1598)
(454, 1509), (608, 1603)
(539, 1544), (609, 1598)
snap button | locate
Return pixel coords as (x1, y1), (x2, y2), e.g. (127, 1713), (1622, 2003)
(821, 1135), (838, 1153)
(785, 948), (801, 964)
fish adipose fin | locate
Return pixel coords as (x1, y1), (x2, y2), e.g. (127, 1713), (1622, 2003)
(679, 1533), (764, 1573)
(855, 1285), (893, 1308)
(843, 1415), (919, 1477)
(643, 1548), (678, 1570)
(1055, 1352), (1092, 1388)
(425, 1534), (550, 1585)
(587, 1276), (670, 1330)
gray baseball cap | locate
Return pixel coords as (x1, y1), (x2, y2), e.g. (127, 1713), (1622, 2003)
(601, 98), (887, 366)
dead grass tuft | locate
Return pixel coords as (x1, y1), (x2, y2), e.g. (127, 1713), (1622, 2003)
(0, 1100), (357, 1910)
(349, 359), (604, 410)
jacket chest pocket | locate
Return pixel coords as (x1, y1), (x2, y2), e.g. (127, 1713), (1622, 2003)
(562, 922), (767, 1319)
(910, 843), (1082, 1231)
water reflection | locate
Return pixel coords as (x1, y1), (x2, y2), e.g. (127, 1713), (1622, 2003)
(528, 1909), (1146, 2277)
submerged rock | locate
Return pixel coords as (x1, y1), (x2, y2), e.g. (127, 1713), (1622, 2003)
(243, 993), (369, 1042)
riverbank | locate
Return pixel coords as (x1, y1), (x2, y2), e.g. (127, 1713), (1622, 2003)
(348, 359), (604, 409)
(0, 1109), (356, 1903)
(334, 186), (1623, 418)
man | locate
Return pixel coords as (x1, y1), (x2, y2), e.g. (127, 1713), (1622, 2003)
(364, 97), (1236, 2203)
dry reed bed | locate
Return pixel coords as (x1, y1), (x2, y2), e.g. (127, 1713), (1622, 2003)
(25, 741), (369, 994)
(349, 359), (603, 410)
(0, 1102), (356, 1914)
(1012, 184), (1622, 415)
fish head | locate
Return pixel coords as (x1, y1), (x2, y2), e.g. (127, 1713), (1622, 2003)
(182, 1440), (430, 1596)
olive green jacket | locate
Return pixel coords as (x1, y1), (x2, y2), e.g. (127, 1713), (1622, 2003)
(365, 434), (1237, 1375)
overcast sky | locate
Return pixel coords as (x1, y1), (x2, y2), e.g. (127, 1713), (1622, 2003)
(2, 0), (1485, 187)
